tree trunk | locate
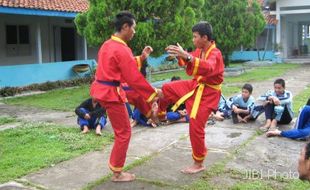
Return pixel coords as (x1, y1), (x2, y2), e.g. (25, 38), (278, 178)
(224, 53), (230, 67)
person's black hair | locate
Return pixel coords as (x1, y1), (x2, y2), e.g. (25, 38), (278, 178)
(114, 11), (135, 32)
(192, 21), (213, 41)
(274, 78), (285, 88)
(242, 83), (253, 94)
(171, 76), (181, 81)
(305, 142), (310, 160)
(306, 98), (310, 106)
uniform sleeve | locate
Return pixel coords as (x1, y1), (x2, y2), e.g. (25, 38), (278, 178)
(89, 105), (106, 118)
(230, 96), (239, 108)
(117, 49), (157, 103)
(247, 96), (255, 111)
(258, 90), (273, 101)
(185, 50), (223, 77)
(279, 91), (293, 105)
(75, 99), (90, 118)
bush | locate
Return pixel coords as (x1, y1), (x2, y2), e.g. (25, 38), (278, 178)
(0, 77), (93, 97)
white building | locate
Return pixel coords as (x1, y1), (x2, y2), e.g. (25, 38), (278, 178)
(271, 0), (310, 58)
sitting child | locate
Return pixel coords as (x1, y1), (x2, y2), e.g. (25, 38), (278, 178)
(210, 94), (231, 121)
(230, 83), (255, 124)
(75, 98), (107, 135)
(259, 78), (293, 132)
(266, 98), (310, 140)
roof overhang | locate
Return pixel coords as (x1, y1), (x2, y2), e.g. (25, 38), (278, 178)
(0, 6), (78, 18)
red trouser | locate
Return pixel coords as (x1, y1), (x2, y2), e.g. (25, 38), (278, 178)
(126, 89), (152, 117)
(99, 101), (131, 172)
(159, 80), (212, 162)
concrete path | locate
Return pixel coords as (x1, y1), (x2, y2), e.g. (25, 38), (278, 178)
(1, 64), (310, 190)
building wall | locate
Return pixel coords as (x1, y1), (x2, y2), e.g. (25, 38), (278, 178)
(0, 14), (37, 65)
(0, 14), (97, 66)
(277, 0), (310, 7)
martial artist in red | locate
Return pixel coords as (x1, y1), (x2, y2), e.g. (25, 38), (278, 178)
(90, 11), (158, 182)
(122, 56), (153, 119)
(161, 21), (224, 174)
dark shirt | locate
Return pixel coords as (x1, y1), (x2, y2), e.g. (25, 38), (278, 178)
(75, 98), (106, 118)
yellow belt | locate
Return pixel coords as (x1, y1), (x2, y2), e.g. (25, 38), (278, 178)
(171, 82), (221, 119)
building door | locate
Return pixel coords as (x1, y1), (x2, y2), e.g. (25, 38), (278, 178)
(60, 27), (76, 61)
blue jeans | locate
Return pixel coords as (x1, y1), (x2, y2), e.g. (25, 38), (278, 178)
(77, 108), (107, 130)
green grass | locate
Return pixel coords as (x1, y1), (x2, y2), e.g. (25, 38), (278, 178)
(2, 64), (299, 111)
(0, 116), (16, 125)
(284, 180), (310, 190)
(0, 122), (114, 183)
(3, 85), (90, 111)
(224, 63), (299, 84)
(229, 181), (273, 190)
(293, 85), (310, 113)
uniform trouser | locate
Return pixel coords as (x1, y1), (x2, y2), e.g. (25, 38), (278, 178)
(159, 80), (212, 162)
(264, 103), (292, 124)
(99, 101), (131, 173)
(166, 112), (189, 122)
(77, 108), (107, 130)
(126, 89), (152, 118)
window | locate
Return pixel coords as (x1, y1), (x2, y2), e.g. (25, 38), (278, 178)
(6, 25), (18, 44)
(19, 25), (30, 44)
(5, 25), (31, 56)
(6, 25), (30, 45)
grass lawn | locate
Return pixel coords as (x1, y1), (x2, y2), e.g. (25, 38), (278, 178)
(150, 63), (299, 83)
(293, 85), (310, 113)
(2, 63), (299, 111)
(0, 116), (17, 125)
(224, 63), (299, 84)
(3, 85), (90, 112)
(0, 122), (114, 183)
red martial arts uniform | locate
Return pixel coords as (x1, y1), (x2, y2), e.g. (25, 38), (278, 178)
(121, 57), (153, 118)
(159, 42), (224, 162)
(90, 36), (157, 172)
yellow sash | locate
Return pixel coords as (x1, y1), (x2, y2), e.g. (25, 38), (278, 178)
(171, 44), (221, 119)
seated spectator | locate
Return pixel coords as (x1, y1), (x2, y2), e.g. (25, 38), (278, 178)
(210, 94), (231, 121)
(75, 98), (107, 135)
(230, 84), (256, 124)
(266, 98), (310, 140)
(259, 78), (293, 132)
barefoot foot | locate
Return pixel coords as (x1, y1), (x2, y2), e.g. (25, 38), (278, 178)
(111, 172), (136, 182)
(81, 126), (89, 134)
(181, 164), (205, 174)
(95, 126), (102, 136)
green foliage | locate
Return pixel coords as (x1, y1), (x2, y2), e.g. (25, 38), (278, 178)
(75, 0), (204, 55)
(204, 0), (265, 66)
(0, 122), (114, 183)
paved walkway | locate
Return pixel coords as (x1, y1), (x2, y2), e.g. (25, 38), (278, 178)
(0, 64), (310, 190)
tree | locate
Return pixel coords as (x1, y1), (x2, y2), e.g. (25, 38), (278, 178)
(204, 0), (265, 66)
(74, 0), (205, 56)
